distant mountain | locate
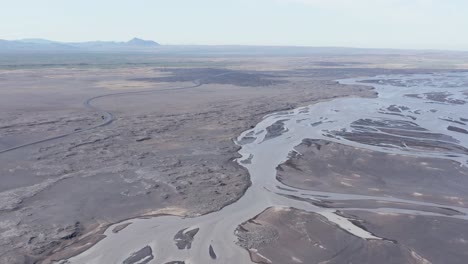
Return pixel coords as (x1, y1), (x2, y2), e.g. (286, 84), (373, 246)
(127, 37), (159, 47)
(1, 38), (464, 55)
(0, 39), (77, 51)
(18, 38), (60, 44)
(0, 38), (160, 52)
(70, 37), (160, 49)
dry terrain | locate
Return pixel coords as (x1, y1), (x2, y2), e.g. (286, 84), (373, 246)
(0, 53), (467, 263)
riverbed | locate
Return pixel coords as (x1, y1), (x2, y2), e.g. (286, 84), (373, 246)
(63, 72), (468, 264)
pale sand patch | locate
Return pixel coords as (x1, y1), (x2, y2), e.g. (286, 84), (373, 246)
(291, 256), (304, 263)
(271, 207), (290, 213)
(444, 196), (461, 201)
(249, 248), (273, 264)
(377, 212), (400, 216)
(410, 250), (432, 264)
(340, 181), (353, 187)
(141, 207), (188, 217)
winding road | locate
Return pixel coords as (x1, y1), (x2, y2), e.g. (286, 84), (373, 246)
(0, 74), (231, 154)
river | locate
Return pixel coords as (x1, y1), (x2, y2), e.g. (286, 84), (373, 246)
(63, 72), (468, 264)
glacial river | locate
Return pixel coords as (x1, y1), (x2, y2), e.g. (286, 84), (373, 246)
(64, 72), (468, 264)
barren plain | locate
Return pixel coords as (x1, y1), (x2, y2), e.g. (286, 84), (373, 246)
(0, 52), (467, 264)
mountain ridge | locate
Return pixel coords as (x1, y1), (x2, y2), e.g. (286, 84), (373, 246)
(0, 37), (160, 51)
(1, 38), (467, 55)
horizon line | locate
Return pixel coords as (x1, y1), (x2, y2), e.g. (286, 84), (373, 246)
(1, 37), (468, 53)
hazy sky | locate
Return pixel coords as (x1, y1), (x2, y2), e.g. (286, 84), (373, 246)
(1, 0), (467, 50)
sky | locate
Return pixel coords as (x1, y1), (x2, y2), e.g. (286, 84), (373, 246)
(0, 0), (467, 50)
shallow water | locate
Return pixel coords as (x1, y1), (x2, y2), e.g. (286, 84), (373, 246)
(64, 72), (468, 264)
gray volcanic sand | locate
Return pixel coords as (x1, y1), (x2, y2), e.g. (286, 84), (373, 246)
(305, 199), (463, 216)
(277, 139), (468, 207)
(341, 210), (468, 264)
(332, 121), (468, 155)
(256, 138), (468, 263)
(0, 65), (375, 263)
(236, 207), (424, 264)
